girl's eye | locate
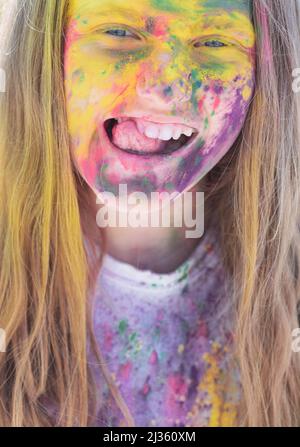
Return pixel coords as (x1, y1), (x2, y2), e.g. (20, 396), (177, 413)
(105, 29), (136, 38)
(195, 40), (227, 48)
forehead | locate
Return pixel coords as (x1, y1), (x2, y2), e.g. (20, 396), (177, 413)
(68, 0), (252, 20)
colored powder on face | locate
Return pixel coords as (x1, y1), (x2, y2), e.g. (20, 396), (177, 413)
(72, 69), (85, 83)
(189, 69), (203, 112)
(241, 84), (252, 101)
(66, 0), (255, 196)
(163, 85), (173, 96)
(150, 0), (184, 13)
(200, 0), (251, 14)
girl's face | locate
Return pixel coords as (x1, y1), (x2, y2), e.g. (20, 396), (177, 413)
(64, 0), (255, 197)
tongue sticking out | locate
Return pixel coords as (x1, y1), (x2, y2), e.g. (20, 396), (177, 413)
(111, 118), (168, 154)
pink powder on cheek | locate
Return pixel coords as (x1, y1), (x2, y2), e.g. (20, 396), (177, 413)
(81, 158), (98, 185)
(197, 96), (205, 112)
(64, 19), (81, 55)
(213, 96), (221, 111)
(64, 19), (82, 84)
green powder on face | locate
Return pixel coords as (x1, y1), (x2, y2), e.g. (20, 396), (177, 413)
(165, 182), (175, 190)
(200, 0), (251, 14)
(112, 49), (150, 71)
(195, 154), (204, 166)
(72, 69), (85, 83)
(199, 61), (228, 80)
(163, 86), (173, 97)
(190, 69), (202, 112)
(150, 0), (184, 13)
(178, 158), (186, 170)
(167, 34), (183, 57)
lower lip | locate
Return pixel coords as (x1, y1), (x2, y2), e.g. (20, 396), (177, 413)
(100, 120), (199, 159)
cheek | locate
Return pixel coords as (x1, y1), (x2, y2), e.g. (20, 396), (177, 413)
(199, 74), (255, 159)
(64, 42), (144, 99)
(201, 74), (254, 164)
(64, 47), (143, 131)
(63, 37), (255, 194)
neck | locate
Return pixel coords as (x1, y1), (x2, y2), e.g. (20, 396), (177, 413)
(98, 180), (206, 274)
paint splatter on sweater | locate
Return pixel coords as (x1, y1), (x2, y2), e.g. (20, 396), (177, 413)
(89, 226), (240, 427)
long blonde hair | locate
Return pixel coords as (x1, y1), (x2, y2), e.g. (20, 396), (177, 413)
(0, 0), (300, 427)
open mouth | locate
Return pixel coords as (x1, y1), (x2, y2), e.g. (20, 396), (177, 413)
(104, 118), (198, 156)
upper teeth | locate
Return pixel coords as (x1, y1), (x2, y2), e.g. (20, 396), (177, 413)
(116, 117), (195, 141)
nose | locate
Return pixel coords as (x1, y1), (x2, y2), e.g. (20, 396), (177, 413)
(136, 64), (192, 106)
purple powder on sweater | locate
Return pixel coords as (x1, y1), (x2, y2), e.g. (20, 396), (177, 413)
(88, 225), (241, 427)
